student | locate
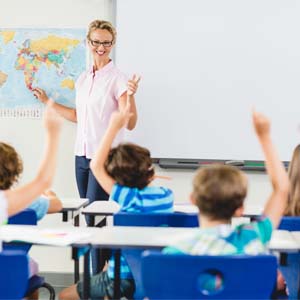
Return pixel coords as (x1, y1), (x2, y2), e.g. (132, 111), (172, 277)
(0, 102), (62, 223)
(163, 110), (289, 292)
(0, 102), (62, 297)
(59, 101), (174, 300)
(0, 146), (63, 267)
(285, 144), (300, 216)
(0, 147), (63, 220)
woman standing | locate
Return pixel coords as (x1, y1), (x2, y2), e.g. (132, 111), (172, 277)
(33, 20), (139, 206)
(33, 20), (140, 273)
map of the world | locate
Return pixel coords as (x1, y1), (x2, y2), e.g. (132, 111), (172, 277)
(0, 28), (85, 117)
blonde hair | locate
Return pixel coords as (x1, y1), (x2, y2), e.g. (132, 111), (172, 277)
(87, 20), (116, 42)
(192, 165), (247, 220)
(285, 144), (300, 216)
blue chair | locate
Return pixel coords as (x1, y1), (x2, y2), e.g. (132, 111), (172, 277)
(279, 216), (300, 231)
(278, 216), (300, 300)
(0, 250), (29, 300)
(141, 250), (277, 299)
(114, 211), (199, 227)
(3, 209), (55, 300)
(113, 212), (199, 299)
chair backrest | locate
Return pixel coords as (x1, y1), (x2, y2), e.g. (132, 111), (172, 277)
(113, 212), (199, 227)
(3, 209), (37, 252)
(278, 216), (300, 231)
(113, 212), (199, 299)
(141, 251), (277, 299)
(0, 250), (29, 300)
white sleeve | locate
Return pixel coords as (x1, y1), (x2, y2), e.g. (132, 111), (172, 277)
(0, 191), (8, 225)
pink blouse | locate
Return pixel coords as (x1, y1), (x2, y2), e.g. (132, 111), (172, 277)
(74, 61), (127, 159)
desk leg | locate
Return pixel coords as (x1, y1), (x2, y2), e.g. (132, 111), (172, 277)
(83, 247), (91, 300)
(62, 211), (68, 222)
(114, 249), (121, 300)
(74, 214), (80, 227)
(279, 252), (300, 300)
(72, 248), (80, 283)
(74, 214), (80, 283)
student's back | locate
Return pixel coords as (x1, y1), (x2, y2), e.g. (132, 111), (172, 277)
(163, 110), (289, 294)
(59, 101), (174, 300)
(164, 110), (289, 262)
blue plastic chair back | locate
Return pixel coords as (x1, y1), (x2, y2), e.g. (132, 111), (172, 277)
(3, 209), (37, 252)
(113, 212), (199, 299)
(113, 211), (199, 227)
(278, 216), (300, 231)
(141, 251), (277, 299)
(0, 250), (29, 300)
(278, 216), (300, 299)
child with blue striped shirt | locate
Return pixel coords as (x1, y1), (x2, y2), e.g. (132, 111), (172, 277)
(60, 100), (174, 300)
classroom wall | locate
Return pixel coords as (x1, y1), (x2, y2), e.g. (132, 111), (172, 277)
(2, 0), (272, 273)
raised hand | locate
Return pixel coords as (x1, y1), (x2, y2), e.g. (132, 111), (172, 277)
(252, 109), (271, 138)
(33, 87), (50, 104)
(43, 100), (63, 134)
(127, 74), (141, 96)
(110, 101), (133, 130)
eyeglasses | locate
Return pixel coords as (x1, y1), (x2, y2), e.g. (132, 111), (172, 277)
(89, 39), (113, 48)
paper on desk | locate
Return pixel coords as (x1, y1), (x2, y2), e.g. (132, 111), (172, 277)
(0, 226), (91, 246)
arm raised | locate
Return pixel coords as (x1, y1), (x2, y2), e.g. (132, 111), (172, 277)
(90, 103), (133, 194)
(253, 110), (289, 228)
(5, 103), (63, 216)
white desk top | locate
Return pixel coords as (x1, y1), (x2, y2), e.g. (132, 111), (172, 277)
(81, 201), (120, 215)
(291, 232), (300, 246)
(175, 203), (264, 217)
(81, 201), (264, 217)
(1, 225), (298, 252)
(0, 224), (95, 246)
(82, 202), (199, 216)
(61, 198), (89, 212)
(174, 204), (198, 213)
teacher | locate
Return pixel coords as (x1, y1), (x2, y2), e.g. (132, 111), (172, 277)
(33, 20), (139, 213)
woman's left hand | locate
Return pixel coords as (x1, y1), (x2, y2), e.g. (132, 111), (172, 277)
(127, 74), (141, 96)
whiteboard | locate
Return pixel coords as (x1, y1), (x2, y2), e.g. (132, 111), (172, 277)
(115, 0), (300, 161)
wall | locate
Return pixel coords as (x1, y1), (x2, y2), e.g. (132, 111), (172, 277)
(1, 0), (272, 273)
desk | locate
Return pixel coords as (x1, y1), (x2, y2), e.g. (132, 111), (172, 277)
(85, 226), (299, 300)
(2, 225), (298, 300)
(0, 224), (99, 300)
(174, 203), (264, 218)
(81, 201), (120, 226)
(60, 198), (89, 283)
(60, 198), (89, 225)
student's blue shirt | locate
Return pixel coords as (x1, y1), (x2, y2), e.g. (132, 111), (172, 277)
(28, 196), (49, 221)
(107, 184), (174, 279)
(163, 216), (273, 292)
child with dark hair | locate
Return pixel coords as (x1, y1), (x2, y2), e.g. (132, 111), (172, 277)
(59, 101), (174, 300)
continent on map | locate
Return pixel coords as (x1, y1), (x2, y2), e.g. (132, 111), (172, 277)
(0, 71), (8, 87)
(61, 78), (75, 90)
(0, 28), (85, 111)
(15, 35), (80, 90)
(0, 31), (15, 44)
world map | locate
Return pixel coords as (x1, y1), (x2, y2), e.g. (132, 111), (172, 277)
(0, 29), (85, 117)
